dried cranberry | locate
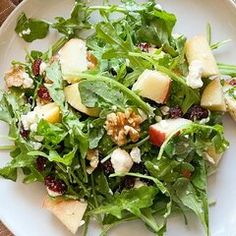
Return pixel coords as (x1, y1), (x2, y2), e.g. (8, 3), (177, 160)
(122, 176), (135, 189)
(20, 127), (30, 139)
(130, 163), (152, 186)
(169, 106), (183, 119)
(37, 85), (52, 102)
(131, 163), (147, 174)
(184, 105), (209, 121)
(138, 42), (150, 52)
(36, 157), (47, 172)
(182, 169), (192, 179)
(32, 59), (42, 76)
(229, 79), (236, 86)
(44, 176), (67, 195)
(100, 160), (114, 176)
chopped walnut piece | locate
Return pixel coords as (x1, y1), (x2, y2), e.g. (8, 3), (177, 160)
(105, 108), (143, 146)
(4, 66), (25, 88)
(87, 51), (98, 70)
(86, 149), (99, 174)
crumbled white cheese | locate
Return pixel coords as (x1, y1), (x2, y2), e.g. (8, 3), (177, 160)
(21, 105), (46, 132)
(30, 141), (42, 150)
(34, 135), (44, 142)
(130, 147), (141, 163)
(21, 28), (31, 35)
(39, 62), (48, 75)
(21, 110), (39, 131)
(47, 187), (62, 197)
(155, 115), (162, 123)
(112, 105), (118, 111)
(134, 179), (147, 189)
(186, 60), (204, 89)
(111, 148), (133, 173)
(22, 72), (34, 88)
(160, 106), (169, 115)
(79, 220), (85, 227)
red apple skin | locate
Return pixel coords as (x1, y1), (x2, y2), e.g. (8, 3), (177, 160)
(149, 126), (166, 147)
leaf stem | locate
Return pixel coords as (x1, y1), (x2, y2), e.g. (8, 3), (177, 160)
(110, 172), (169, 195)
(124, 135), (149, 149)
(218, 62), (236, 76)
(89, 5), (128, 13)
(0, 145), (15, 150)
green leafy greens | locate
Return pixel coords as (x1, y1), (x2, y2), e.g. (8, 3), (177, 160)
(0, 1), (232, 236)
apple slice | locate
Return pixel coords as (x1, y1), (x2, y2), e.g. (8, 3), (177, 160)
(35, 102), (61, 124)
(59, 39), (88, 83)
(149, 118), (192, 146)
(201, 78), (226, 111)
(185, 35), (219, 77)
(43, 196), (87, 234)
(132, 69), (172, 104)
(64, 83), (100, 117)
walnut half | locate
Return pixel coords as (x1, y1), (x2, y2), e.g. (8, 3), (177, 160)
(105, 108), (143, 146)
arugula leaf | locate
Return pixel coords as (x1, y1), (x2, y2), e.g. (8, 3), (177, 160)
(92, 186), (158, 219)
(9, 142), (36, 168)
(218, 62), (236, 77)
(52, 2), (91, 38)
(37, 119), (67, 146)
(173, 178), (209, 235)
(28, 147), (77, 166)
(137, 7), (176, 52)
(0, 89), (29, 122)
(23, 166), (44, 183)
(45, 62), (66, 109)
(63, 113), (89, 159)
(0, 166), (17, 181)
(69, 72), (153, 115)
(15, 13), (49, 42)
(88, 119), (105, 149)
(79, 80), (126, 110)
(49, 148), (77, 166)
(0, 92), (12, 123)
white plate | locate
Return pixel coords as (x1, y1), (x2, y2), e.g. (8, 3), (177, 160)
(1, 0), (236, 235)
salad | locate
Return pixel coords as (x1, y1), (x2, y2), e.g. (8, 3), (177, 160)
(1, 0), (236, 235)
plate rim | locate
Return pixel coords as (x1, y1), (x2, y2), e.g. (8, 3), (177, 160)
(0, 0), (236, 235)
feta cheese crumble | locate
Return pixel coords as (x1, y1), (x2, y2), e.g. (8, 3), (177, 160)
(186, 60), (204, 89)
(134, 179), (147, 189)
(39, 62), (48, 75)
(21, 110), (39, 132)
(130, 147), (141, 163)
(22, 72), (34, 88)
(21, 28), (31, 35)
(46, 188), (62, 197)
(111, 148), (133, 173)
